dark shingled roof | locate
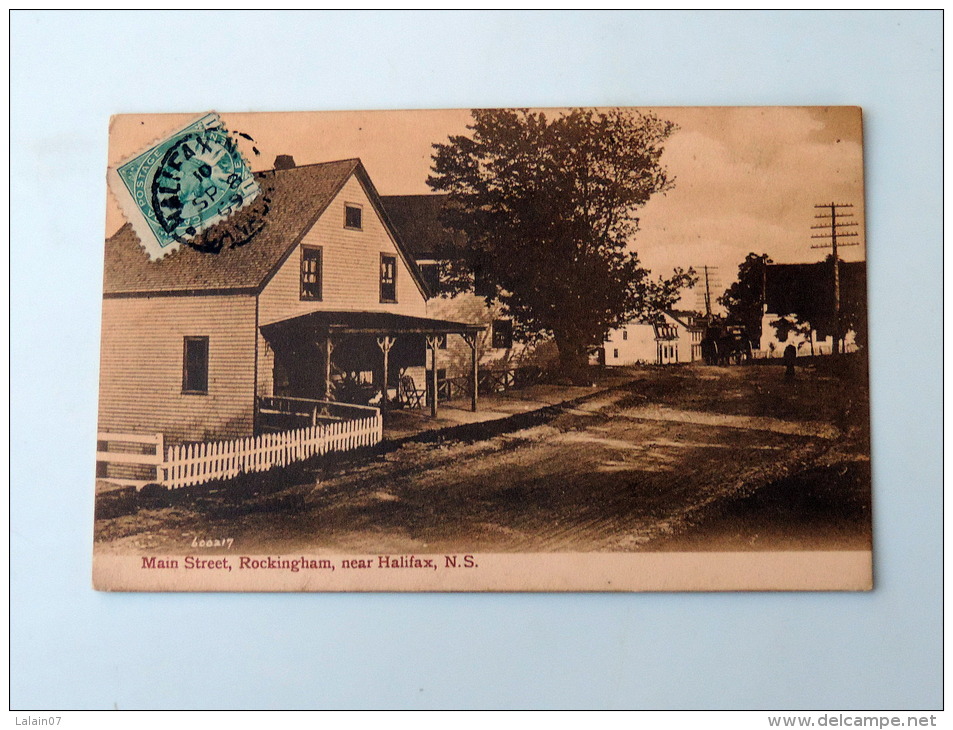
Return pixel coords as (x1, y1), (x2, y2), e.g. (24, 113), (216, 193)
(379, 193), (467, 259)
(103, 159), (427, 297)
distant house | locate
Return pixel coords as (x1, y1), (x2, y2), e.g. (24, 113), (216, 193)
(760, 261), (866, 355)
(381, 194), (556, 392)
(602, 310), (704, 366)
(99, 159), (484, 448)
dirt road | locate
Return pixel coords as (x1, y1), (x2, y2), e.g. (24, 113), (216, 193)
(95, 361), (871, 555)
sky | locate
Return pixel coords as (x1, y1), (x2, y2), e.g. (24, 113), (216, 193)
(106, 107), (866, 309)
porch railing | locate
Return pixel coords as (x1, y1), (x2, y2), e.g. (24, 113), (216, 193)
(436, 375), (471, 401)
(477, 365), (547, 395)
(258, 395), (379, 432)
(434, 365), (547, 402)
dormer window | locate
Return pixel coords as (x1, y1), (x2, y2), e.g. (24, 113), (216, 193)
(344, 204), (362, 230)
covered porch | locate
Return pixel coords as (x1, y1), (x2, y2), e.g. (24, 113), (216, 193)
(259, 311), (485, 431)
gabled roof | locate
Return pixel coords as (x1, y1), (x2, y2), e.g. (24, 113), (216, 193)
(620, 309), (701, 330)
(665, 309), (704, 330)
(379, 193), (467, 259)
(103, 159), (428, 297)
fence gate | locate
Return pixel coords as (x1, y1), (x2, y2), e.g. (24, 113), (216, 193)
(95, 432), (165, 488)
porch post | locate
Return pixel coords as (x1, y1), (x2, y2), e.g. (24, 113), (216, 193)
(426, 335), (439, 418)
(464, 332), (479, 412)
(323, 336), (335, 401)
(376, 336), (395, 410)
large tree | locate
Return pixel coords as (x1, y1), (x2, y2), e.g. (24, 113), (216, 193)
(427, 108), (695, 381)
(719, 252), (770, 343)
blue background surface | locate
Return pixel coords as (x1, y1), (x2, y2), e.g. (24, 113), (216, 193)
(10, 11), (942, 709)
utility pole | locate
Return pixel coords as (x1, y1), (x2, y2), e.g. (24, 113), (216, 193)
(703, 265), (712, 319)
(694, 265), (720, 324)
(811, 202), (859, 355)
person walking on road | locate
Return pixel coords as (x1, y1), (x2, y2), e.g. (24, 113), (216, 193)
(783, 343), (797, 382)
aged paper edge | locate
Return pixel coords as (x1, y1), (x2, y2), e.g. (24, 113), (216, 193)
(94, 551), (872, 592)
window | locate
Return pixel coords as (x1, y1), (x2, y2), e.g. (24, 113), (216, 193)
(344, 204), (362, 230)
(182, 337), (209, 394)
(622, 329), (628, 341)
(380, 253), (397, 302)
(492, 319), (513, 349)
(613, 348), (619, 359)
(419, 263), (440, 293)
(473, 265), (495, 298)
(300, 246), (322, 300)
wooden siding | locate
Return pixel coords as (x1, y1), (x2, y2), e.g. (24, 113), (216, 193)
(98, 295), (258, 446)
(256, 173), (428, 397)
(258, 174), (427, 326)
(603, 323), (659, 365)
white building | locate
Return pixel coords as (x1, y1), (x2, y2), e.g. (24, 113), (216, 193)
(757, 312), (856, 357)
(602, 310), (703, 366)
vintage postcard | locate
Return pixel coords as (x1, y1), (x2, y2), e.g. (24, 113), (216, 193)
(94, 107), (871, 591)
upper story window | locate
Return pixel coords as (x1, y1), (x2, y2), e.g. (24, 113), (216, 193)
(419, 263), (440, 293)
(622, 329), (628, 341)
(492, 319), (513, 349)
(344, 203), (363, 230)
(380, 253), (397, 303)
(473, 264), (495, 298)
(656, 323), (676, 340)
(300, 246), (323, 300)
(182, 336), (209, 394)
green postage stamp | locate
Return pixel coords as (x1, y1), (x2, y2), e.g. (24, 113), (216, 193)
(107, 112), (259, 260)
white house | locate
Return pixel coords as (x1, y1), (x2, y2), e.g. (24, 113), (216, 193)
(602, 310), (703, 366)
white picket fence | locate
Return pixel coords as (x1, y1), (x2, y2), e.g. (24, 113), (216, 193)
(163, 413), (383, 489)
(98, 411), (383, 490)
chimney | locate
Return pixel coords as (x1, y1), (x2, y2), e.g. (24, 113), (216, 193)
(274, 154), (296, 171)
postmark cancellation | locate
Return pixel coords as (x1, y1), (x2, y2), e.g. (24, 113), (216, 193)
(106, 112), (259, 260)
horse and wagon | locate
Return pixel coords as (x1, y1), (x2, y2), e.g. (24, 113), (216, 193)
(700, 324), (754, 366)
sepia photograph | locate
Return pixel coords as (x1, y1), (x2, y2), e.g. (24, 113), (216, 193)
(12, 7), (942, 714)
(93, 106), (871, 592)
